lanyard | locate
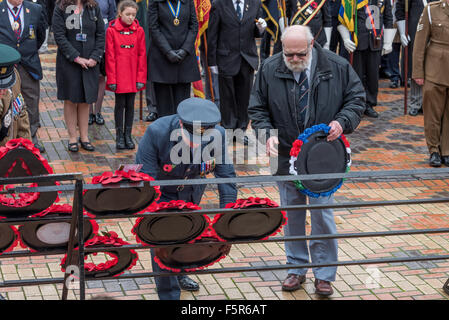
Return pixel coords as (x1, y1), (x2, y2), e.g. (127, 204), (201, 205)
(364, 5), (383, 37)
(8, 5), (22, 23)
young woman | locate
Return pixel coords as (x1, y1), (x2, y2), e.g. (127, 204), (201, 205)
(105, 0), (147, 149)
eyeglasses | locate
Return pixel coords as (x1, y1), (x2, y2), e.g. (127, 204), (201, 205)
(283, 51), (309, 58)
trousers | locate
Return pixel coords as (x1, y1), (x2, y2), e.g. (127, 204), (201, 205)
(277, 181), (338, 281)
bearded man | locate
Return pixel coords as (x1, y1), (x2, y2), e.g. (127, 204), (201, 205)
(248, 25), (365, 296)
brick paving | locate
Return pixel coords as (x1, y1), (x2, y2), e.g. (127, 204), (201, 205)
(0, 45), (449, 300)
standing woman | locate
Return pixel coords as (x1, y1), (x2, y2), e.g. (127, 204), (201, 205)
(53, 0), (105, 152)
(147, 0), (200, 117)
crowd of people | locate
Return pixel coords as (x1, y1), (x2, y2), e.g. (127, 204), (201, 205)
(1, 0), (449, 300)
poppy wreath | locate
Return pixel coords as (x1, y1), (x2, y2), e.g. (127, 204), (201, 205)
(60, 231), (138, 278)
(0, 138), (59, 219)
(289, 124), (351, 198)
(83, 170), (161, 216)
(132, 200), (210, 246)
(18, 204), (99, 253)
(211, 197), (288, 241)
(0, 224), (20, 255)
(153, 227), (231, 273)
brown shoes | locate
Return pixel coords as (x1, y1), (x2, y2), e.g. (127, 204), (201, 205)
(314, 279), (334, 296)
(281, 274), (306, 291)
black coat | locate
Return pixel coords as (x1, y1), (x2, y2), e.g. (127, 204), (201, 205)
(286, 0), (332, 46)
(147, 0), (201, 84)
(0, 0), (46, 79)
(248, 44), (366, 175)
(354, 0), (394, 51)
(52, 4), (105, 103)
(395, 0), (433, 42)
(207, 0), (264, 76)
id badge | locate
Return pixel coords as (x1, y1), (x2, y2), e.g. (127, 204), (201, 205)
(76, 33), (87, 42)
(373, 35), (382, 49)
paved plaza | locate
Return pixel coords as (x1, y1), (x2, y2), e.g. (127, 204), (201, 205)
(0, 45), (449, 300)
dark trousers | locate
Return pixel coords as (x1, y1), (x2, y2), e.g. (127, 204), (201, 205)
(145, 79), (157, 113)
(153, 82), (191, 117)
(352, 49), (381, 107)
(114, 92), (136, 129)
(381, 43), (401, 82)
(218, 59), (254, 130)
(17, 64), (40, 144)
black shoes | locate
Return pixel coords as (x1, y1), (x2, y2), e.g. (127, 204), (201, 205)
(124, 127), (135, 149)
(34, 141), (45, 153)
(429, 152), (442, 167)
(409, 107), (423, 116)
(116, 128), (126, 149)
(442, 156), (449, 167)
(145, 112), (158, 122)
(89, 113), (105, 125)
(68, 142), (79, 152)
(364, 106), (379, 118)
(177, 275), (199, 291)
(390, 80), (399, 89)
(78, 138), (95, 151)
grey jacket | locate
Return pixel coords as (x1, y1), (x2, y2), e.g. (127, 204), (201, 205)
(248, 44), (366, 175)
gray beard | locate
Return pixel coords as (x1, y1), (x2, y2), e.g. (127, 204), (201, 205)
(283, 54), (310, 73)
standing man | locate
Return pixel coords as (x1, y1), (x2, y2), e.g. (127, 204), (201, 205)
(396, 0), (436, 116)
(248, 25), (365, 296)
(0, 0), (47, 152)
(412, 0), (449, 167)
(136, 97), (237, 300)
(0, 44), (31, 146)
(338, 0), (395, 118)
(207, 0), (267, 142)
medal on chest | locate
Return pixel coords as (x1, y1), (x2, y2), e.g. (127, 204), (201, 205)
(167, 0), (181, 26)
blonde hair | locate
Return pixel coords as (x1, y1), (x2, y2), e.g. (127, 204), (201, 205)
(117, 0), (138, 18)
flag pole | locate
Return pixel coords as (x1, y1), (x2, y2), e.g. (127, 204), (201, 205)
(404, 0), (409, 115)
(282, 0), (287, 28)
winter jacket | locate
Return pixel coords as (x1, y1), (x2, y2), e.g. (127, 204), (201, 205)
(248, 44), (366, 175)
(105, 18), (147, 93)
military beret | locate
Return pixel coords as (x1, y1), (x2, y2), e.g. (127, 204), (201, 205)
(177, 97), (221, 129)
(0, 44), (21, 90)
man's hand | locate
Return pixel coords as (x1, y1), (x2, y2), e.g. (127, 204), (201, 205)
(327, 120), (343, 141)
(256, 18), (267, 33)
(166, 50), (181, 63)
(209, 66), (219, 74)
(87, 58), (97, 67)
(266, 136), (279, 157)
(414, 78), (424, 86)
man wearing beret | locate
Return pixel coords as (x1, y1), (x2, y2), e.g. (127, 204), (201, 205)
(0, 43), (31, 146)
(249, 25), (365, 296)
(0, 0), (47, 152)
(136, 97), (238, 300)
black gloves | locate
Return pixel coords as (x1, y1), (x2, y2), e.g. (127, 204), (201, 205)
(166, 50), (181, 63)
(136, 82), (144, 90)
(109, 84), (117, 91)
(175, 49), (187, 62)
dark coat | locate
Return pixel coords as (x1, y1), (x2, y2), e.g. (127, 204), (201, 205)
(0, 0), (46, 79)
(136, 115), (238, 207)
(207, 0), (264, 76)
(248, 44), (366, 175)
(286, 0), (332, 46)
(353, 0), (394, 51)
(52, 4), (105, 103)
(147, 0), (201, 84)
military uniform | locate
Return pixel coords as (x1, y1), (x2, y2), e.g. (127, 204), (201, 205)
(0, 44), (31, 146)
(136, 97), (237, 300)
(412, 0), (449, 166)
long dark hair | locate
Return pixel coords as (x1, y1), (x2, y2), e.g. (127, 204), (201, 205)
(56, 0), (98, 10)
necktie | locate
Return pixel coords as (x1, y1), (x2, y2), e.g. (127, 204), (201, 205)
(297, 71), (309, 127)
(235, 0), (242, 20)
(12, 6), (22, 39)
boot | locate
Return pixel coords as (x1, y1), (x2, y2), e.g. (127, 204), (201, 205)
(124, 127), (135, 149)
(116, 127), (126, 149)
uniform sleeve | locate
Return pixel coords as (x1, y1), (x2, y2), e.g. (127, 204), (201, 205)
(412, 5), (431, 79)
(52, 6), (80, 62)
(181, 0), (199, 55)
(36, 4), (48, 49)
(206, 0), (220, 66)
(17, 109), (32, 141)
(135, 126), (160, 179)
(382, 0), (394, 29)
(395, 0), (405, 21)
(137, 27), (148, 85)
(105, 27), (117, 86)
(322, 0), (332, 28)
(213, 128), (237, 208)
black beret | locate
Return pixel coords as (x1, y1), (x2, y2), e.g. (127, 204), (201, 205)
(177, 97), (221, 127)
(0, 44), (21, 90)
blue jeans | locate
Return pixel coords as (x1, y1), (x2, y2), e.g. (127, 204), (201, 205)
(277, 181), (338, 282)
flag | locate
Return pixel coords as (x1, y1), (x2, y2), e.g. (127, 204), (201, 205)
(192, 0), (212, 98)
(338, 0), (368, 46)
(261, 0), (280, 42)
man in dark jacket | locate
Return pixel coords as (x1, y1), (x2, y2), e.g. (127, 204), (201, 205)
(207, 0), (266, 139)
(0, 0), (47, 152)
(248, 25), (365, 296)
(136, 97), (237, 300)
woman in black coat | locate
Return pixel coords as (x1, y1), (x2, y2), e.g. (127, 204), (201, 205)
(148, 0), (201, 117)
(53, 0), (105, 152)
